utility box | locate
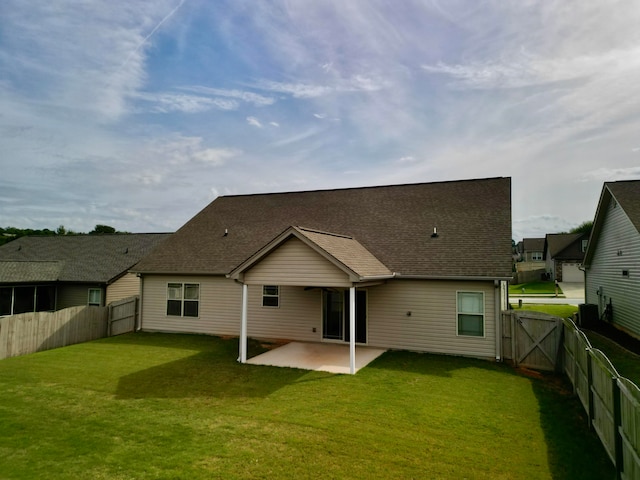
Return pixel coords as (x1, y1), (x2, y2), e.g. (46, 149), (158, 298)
(579, 304), (599, 329)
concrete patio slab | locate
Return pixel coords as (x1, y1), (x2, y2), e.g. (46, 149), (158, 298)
(246, 342), (387, 374)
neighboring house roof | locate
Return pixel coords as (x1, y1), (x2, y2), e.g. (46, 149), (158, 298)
(0, 261), (63, 283)
(544, 233), (588, 261)
(0, 234), (171, 284)
(134, 177), (513, 279)
(584, 180), (640, 267)
(522, 238), (545, 253)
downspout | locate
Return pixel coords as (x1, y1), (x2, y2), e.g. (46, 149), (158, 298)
(494, 280), (501, 362)
(136, 274), (144, 332)
(239, 283), (248, 363)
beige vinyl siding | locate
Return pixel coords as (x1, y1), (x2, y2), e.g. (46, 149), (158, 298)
(586, 200), (640, 337)
(57, 284), (104, 309)
(367, 279), (497, 358)
(141, 275), (242, 335)
(246, 285), (320, 341)
(106, 273), (140, 304)
(243, 238), (351, 287)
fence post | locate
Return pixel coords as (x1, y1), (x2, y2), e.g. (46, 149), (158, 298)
(587, 348), (594, 429)
(613, 377), (623, 479)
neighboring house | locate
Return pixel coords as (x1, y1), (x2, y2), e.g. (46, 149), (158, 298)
(133, 177), (513, 368)
(544, 232), (589, 282)
(583, 180), (640, 338)
(0, 234), (170, 316)
(519, 238), (546, 266)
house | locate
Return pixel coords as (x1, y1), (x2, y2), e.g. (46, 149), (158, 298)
(519, 238), (545, 265)
(583, 180), (640, 338)
(0, 234), (170, 316)
(544, 232), (589, 282)
(132, 177), (512, 370)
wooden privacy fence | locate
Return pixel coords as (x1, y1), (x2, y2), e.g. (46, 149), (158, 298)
(501, 310), (563, 371)
(108, 295), (138, 336)
(563, 317), (640, 479)
(0, 305), (108, 360)
(0, 295), (139, 360)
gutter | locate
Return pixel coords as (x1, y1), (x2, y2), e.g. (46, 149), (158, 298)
(395, 274), (513, 282)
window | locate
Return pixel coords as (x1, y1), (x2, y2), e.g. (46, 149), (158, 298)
(581, 239), (588, 253)
(457, 292), (484, 337)
(262, 285), (279, 307)
(88, 288), (102, 306)
(167, 283), (199, 317)
(0, 287), (12, 316)
(531, 251), (543, 261)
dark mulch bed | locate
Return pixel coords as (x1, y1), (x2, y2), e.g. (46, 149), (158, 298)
(585, 320), (640, 356)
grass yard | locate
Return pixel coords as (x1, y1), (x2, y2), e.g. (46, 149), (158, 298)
(586, 331), (640, 386)
(509, 281), (561, 295)
(0, 333), (613, 479)
(510, 303), (579, 319)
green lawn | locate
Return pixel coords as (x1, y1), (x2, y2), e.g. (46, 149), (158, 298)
(510, 303), (579, 319)
(586, 331), (640, 386)
(510, 281), (562, 295)
(0, 333), (613, 479)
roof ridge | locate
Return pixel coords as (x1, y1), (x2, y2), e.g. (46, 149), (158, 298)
(296, 226), (353, 239)
(218, 176), (507, 199)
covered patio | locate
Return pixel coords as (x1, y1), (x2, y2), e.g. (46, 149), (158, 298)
(246, 341), (387, 374)
(229, 226), (396, 374)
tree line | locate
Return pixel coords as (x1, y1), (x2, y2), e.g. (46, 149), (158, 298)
(0, 225), (128, 246)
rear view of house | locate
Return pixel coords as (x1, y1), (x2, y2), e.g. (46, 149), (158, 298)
(0, 234), (170, 316)
(584, 180), (640, 338)
(133, 177), (512, 366)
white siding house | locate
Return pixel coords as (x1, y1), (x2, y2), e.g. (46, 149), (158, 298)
(133, 178), (513, 370)
(584, 180), (640, 338)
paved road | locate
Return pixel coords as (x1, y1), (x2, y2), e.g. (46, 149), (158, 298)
(510, 282), (585, 305)
(510, 296), (584, 305)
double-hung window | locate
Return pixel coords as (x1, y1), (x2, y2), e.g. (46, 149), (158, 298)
(262, 285), (279, 307)
(167, 283), (199, 317)
(88, 288), (102, 306)
(457, 291), (484, 337)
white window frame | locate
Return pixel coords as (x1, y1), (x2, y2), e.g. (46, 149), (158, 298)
(581, 239), (588, 252)
(88, 288), (102, 306)
(262, 285), (280, 308)
(531, 251), (543, 261)
(166, 282), (200, 317)
(456, 291), (485, 337)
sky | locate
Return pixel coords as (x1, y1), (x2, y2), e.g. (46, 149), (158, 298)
(1, 1), (639, 241)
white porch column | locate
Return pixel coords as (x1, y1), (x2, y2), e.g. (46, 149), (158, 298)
(349, 285), (356, 374)
(239, 283), (248, 363)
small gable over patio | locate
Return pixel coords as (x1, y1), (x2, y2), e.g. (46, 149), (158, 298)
(229, 226), (394, 287)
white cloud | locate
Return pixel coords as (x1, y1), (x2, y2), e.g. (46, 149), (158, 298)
(246, 116), (263, 128)
(136, 92), (238, 113)
(269, 122), (280, 127)
(580, 167), (640, 182)
(181, 86), (275, 107)
(192, 148), (242, 166)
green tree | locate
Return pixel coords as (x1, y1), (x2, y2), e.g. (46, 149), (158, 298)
(569, 221), (593, 235)
(89, 224), (117, 234)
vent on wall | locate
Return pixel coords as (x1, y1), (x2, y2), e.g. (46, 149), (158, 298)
(622, 269), (629, 278)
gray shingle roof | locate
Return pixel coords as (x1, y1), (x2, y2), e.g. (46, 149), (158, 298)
(608, 180), (640, 232)
(295, 227), (393, 278)
(522, 238), (545, 252)
(134, 177), (512, 279)
(0, 234), (171, 284)
(545, 233), (587, 261)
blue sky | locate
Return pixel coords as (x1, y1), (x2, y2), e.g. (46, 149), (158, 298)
(1, 1), (639, 240)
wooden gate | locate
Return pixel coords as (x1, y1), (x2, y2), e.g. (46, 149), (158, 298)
(502, 311), (563, 371)
(108, 296), (138, 336)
